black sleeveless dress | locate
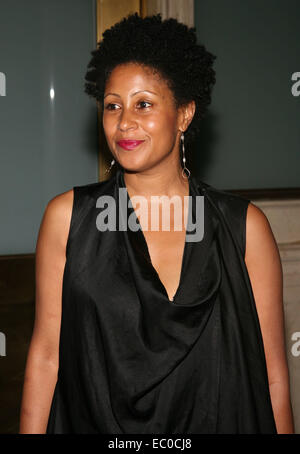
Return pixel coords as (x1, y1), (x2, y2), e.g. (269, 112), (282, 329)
(46, 168), (277, 434)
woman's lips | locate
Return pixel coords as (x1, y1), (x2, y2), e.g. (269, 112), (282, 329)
(117, 140), (145, 150)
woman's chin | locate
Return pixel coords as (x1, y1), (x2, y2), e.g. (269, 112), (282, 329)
(116, 152), (150, 173)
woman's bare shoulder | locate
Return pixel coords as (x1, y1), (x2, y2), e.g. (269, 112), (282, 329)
(244, 201), (282, 304)
(37, 189), (74, 255)
(46, 188), (74, 219)
(245, 202), (276, 253)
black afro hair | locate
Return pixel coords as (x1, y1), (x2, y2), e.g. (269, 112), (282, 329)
(84, 12), (216, 148)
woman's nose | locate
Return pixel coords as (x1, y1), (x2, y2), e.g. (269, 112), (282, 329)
(118, 108), (137, 131)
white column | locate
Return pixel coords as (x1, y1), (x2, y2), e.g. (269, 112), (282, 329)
(145, 0), (194, 27)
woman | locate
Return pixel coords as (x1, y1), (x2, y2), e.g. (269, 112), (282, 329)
(19, 13), (294, 434)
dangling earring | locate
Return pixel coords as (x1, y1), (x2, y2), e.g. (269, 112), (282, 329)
(105, 159), (115, 174)
(181, 132), (190, 179)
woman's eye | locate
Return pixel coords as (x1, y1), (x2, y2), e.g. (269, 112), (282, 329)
(138, 101), (152, 109)
(104, 101), (152, 111)
(105, 103), (120, 111)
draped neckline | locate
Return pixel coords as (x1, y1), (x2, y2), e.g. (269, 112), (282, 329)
(116, 168), (212, 306)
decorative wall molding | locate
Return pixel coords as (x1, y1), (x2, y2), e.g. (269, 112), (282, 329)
(231, 187), (300, 200)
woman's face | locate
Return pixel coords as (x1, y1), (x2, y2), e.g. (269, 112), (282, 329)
(103, 63), (191, 174)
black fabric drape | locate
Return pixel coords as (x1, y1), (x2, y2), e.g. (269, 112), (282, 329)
(46, 169), (277, 434)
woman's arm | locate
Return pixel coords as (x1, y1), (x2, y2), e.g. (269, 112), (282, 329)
(19, 189), (73, 434)
(245, 202), (295, 434)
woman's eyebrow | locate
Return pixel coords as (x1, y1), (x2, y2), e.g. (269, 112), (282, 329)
(104, 90), (158, 99)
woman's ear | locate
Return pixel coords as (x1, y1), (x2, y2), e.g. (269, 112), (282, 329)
(178, 100), (196, 132)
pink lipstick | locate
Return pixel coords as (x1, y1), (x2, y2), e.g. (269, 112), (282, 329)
(117, 140), (145, 150)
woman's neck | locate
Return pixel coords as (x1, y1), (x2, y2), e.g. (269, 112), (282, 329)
(122, 166), (189, 200)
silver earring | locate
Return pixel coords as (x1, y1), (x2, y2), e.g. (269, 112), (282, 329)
(105, 159), (115, 174)
(181, 132), (190, 179)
